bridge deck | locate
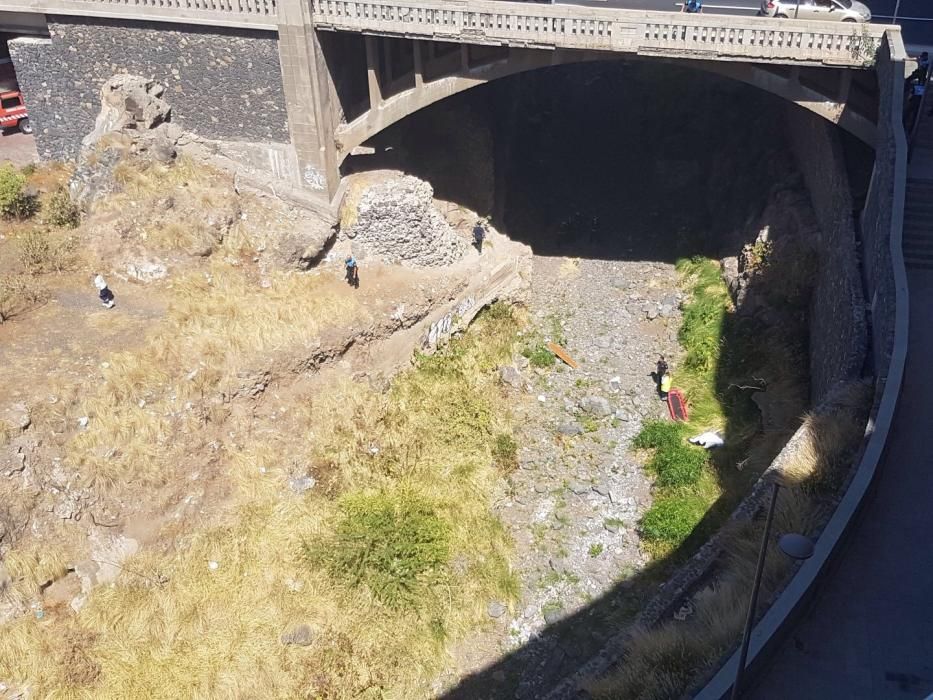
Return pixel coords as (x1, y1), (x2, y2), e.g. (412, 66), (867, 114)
(311, 0), (891, 68)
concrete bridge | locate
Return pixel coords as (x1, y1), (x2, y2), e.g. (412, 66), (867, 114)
(0, 0), (906, 203)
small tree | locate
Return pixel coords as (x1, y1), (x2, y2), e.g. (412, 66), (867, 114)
(43, 187), (80, 229)
(0, 275), (48, 323)
(0, 164), (38, 219)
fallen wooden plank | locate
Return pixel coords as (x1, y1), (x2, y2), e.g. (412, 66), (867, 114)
(547, 342), (578, 369)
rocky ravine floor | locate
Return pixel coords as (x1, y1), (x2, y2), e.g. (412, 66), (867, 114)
(443, 254), (684, 696)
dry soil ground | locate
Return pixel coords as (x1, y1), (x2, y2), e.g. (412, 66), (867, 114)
(0, 132), (37, 168)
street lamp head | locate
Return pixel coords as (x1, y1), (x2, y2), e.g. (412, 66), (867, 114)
(778, 533), (815, 561)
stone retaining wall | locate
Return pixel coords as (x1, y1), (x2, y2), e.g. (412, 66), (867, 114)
(860, 55), (899, 376)
(786, 106), (868, 403)
(9, 18), (288, 161)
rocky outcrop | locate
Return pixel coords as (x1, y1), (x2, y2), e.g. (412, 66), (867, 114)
(82, 75), (172, 149)
(344, 175), (470, 267)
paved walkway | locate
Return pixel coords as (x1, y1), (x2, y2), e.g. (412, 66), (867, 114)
(750, 111), (933, 699)
(0, 131), (37, 167)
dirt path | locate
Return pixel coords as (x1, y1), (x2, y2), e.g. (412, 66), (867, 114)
(0, 132), (38, 168)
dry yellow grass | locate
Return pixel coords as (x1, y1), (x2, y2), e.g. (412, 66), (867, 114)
(1, 305), (522, 698)
(770, 380), (873, 490)
(63, 262), (361, 491)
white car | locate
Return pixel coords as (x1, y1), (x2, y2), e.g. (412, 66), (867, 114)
(759, 0), (871, 22)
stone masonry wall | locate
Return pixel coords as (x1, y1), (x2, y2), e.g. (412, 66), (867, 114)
(860, 47), (900, 375)
(786, 105), (868, 403)
(9, 18), (288, 161)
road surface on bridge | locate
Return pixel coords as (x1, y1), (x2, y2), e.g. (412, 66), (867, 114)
(553, 0), (933, 45)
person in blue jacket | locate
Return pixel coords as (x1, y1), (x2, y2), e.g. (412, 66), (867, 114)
(344, 256), (359, 288)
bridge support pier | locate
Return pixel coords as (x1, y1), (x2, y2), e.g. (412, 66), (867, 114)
(365, 36), (383, 109)
(277, 0), (340, 200)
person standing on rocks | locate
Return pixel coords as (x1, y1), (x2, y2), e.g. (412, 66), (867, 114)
(344, 255), (359, 288)
(473, 218), (487, 254)
(94, 274), (115, 309)
(656, 355), (671, 400)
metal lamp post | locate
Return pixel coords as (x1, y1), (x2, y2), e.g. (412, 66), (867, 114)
(893, 0), (902, 25)
(730, 482), (815, 700)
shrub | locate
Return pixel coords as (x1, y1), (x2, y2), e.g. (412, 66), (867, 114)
(0, 164), (38, 219)
(306, 489), (450, 609)
(492, 432), (518, 471)
(0, 274), (48, 323)
(744, 239), (773, 272)
(43, 187), (80, 228)
(522, 343), (555, 368)
(639, 493), (708, 545)
(17, 229), (77, 274)
(484, 300), (513, 321)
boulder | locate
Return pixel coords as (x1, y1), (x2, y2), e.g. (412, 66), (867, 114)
(580, 396), (612, 417)
(557, 421), (583, 437)
(82, 75), (172, 150)
(125, 258), (168, 283)
(487, 601), (507, 619)
(280, 623), (316, 647)
(268, 222), (335, 270)
(499, 366), (524, 389)
(2, 403), (30, 433)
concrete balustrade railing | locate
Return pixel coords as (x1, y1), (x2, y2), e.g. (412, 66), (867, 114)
(0, 0), (277, 29)
(310, 0), (890, 68)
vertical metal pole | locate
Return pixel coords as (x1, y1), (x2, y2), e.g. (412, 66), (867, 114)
(732, 482), (780, 700)
(893, 0), (902, 24)
(794, 0), (800, 19)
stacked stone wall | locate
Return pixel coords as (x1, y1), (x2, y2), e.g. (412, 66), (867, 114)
(786, 106), (868, 402)
(860, 53), (899, 375)
(9, 17), (288, 161)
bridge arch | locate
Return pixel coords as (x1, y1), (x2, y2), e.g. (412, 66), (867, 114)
(334, 42), (877, 165)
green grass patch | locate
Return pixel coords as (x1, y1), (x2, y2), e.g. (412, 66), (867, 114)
(650, 445), (706, 487)
(633, 420), (684, 451)
(588, 543), (604, 558)
(639, 492), (708, 545)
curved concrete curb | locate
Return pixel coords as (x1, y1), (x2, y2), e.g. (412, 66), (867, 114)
(693, 32), (911, 700)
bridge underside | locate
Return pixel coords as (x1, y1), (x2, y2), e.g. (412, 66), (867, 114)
(322, 34), (878, 167)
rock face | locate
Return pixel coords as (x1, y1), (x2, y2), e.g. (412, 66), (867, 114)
(346, 176), (470, 267)
(83, 75), (172, 149)
(268, 222), (335, 270)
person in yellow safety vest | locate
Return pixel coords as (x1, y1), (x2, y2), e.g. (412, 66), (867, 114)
(660, 372), (672, 400)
